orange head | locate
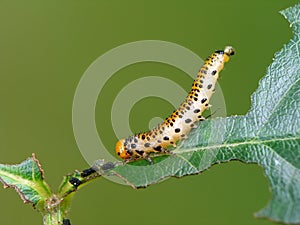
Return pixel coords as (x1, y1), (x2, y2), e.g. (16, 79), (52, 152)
(115, 139), (130, 159)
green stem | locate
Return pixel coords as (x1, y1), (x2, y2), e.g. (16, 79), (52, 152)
(43, 208), (64, 225)
(41, 166), (104, 225)
(41, 194), (67, 225)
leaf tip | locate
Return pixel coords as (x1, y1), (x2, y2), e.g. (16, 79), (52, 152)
(31, 153), (45, 180)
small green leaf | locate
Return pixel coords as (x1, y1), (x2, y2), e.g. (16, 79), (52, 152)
(112, 3), (300, 224)
(57, 170), (86, 215)
(57, 163), (108, 215)
(0, 154), (52, 210)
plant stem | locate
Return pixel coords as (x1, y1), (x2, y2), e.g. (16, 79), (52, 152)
(43, 208), (64, 225)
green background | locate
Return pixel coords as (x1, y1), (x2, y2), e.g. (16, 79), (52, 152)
(0, 1), (298, 225)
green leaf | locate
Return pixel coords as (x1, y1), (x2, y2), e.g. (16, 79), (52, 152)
(111, 3), (300, 224)
(0, 154), (52, 211)
(57, 170), (94, 214)
(0, 153), (104, 224)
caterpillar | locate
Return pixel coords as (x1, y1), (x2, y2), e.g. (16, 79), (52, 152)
(116, 46), (235, 163)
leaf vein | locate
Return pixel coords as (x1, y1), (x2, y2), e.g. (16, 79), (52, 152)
(174, 136), (300, 154)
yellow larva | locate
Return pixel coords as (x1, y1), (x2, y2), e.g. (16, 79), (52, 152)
(116, 46), (235, 163)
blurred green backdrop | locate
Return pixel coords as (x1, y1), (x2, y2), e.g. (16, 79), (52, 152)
(0, 1), (298, 225)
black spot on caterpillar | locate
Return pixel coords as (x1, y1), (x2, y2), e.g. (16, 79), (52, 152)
(116, 46), (235, 163)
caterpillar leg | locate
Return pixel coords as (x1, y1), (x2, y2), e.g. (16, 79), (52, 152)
(151, 148), (176, 158)
(121, 152), (154, 164)
(142, 150), (172, 164)
(143, 155), (154, 164)
(122, 156), (151, 164)
(180, 134), (188, 140)
(162, 148), (175, 155)
(190, 123), (198, 128)
(122, 158), (133, 165)
(144, 148), (176, 164)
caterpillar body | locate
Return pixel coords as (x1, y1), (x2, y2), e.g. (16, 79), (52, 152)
(116, 46), (235, 163)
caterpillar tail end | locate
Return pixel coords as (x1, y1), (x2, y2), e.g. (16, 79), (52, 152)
(223, 46), (235, 62)
(224, 46), (235, 56)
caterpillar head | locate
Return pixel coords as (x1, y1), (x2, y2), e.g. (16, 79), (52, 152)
(116, 139), (130, 159)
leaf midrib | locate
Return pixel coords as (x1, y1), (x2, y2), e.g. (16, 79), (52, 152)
(174, 135), (299, 154)
(0, 170), (50, 198)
